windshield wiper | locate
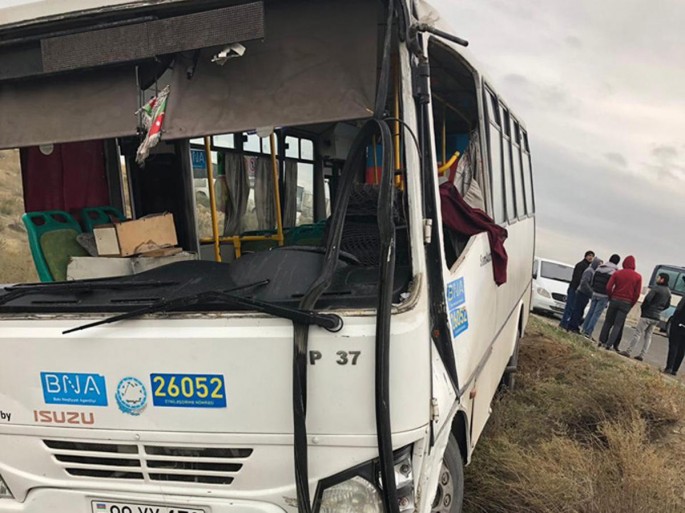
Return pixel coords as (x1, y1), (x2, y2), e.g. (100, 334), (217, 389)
(63, 280), (343, 335)
(0, 280), (179, 307)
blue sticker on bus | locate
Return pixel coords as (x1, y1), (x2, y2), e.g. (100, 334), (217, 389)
(446, 278), (466, 311)
(446, 278), (469, 338)
(191, 148), (207, 171)
(449, 306), (469, 338)
(40, 372), (108, 407)
(150, 374), (227, 408)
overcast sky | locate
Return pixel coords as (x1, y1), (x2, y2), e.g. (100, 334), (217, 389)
(437, 0), (685, 280)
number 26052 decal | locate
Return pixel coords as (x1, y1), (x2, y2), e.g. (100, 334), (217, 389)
(150, 374), (227, 408)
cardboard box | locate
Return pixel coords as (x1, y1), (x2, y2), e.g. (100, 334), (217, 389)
(94, 213), (178, 257)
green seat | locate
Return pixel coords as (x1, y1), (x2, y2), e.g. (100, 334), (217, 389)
(22, 211), (87, 282)
(284, 222), (326, 247)
(81, 206), (125, 232)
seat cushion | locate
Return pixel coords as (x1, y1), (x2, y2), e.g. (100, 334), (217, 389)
(39, 229), (90, 281)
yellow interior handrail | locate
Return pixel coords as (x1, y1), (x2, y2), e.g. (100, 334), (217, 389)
(205, 136), (222, 263)
(438, 151), (460, 175)
(201, 132), (285, 260)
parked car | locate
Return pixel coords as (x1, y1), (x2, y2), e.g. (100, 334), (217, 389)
(659, 305), (675, 333)
(531, 257), (574, 317)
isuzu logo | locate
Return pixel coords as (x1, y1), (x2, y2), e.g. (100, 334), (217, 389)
(33, 410), (95, 425)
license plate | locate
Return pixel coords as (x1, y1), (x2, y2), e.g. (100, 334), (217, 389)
(91, 501), (206, 513)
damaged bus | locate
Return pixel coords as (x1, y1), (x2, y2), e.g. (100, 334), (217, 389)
(0, 1), (535, 512)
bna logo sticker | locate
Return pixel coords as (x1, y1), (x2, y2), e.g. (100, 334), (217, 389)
(115, 377), (147, 416)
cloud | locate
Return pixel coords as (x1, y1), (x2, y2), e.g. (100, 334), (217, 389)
(533, 138), (685, 276)
(565, 36), (583, 49)
(605, 152), (627, 167)
(652, 145), (678, 160)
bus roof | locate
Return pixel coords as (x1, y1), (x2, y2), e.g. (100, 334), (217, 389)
(0, 0), (189, 31)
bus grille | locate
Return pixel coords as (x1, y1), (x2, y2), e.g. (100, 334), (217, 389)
(43, 440), (252, 485)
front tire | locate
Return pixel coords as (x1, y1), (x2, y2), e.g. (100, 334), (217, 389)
(501, 322), (522, 390)
(431, 435), (464, 513)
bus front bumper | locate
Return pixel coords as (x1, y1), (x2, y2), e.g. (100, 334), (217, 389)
(0, 489), (286, 513)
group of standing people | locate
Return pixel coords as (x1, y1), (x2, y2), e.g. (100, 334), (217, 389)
(559, 251), (685, 376)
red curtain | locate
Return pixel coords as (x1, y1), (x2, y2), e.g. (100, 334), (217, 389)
(21, 140), (110, 217)
(440, 181), (509, 286)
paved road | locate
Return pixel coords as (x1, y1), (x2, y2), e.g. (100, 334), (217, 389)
(602, 321), (669, 372)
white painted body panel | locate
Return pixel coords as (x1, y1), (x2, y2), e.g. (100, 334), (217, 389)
(0, 311), (432, 508)
(0, 313), (430, 435)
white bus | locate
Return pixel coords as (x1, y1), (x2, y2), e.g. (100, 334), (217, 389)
(0, 2), (535, 513)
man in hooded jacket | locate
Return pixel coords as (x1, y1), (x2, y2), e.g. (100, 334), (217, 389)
(568, 256), (602, 333)
(582, 254), (620, 338)
(599, 255), (642, 351)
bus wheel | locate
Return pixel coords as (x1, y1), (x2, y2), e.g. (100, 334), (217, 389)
(501, 321), (522, 391)
(431, 435), (464, 513)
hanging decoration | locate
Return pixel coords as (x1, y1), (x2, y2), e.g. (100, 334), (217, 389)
(135, 85), (170, 165)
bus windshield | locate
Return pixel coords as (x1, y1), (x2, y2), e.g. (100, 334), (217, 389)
(0, 0), (420, 314)
(540, 261), (573, 283)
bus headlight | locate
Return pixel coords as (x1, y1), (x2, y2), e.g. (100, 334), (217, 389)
(319, 476), (383, 513)
(0, 474), (14, 499)
(536, 287), (551, 299)
(314, 447), (415, 513)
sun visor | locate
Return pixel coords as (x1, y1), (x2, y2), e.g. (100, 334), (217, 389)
(163, 0), (378, 140)
(0, 67), (137, 150)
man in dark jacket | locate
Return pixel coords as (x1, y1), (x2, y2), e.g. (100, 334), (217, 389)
(568, 257), (602, 333)
(560, 250), (595, 329)
(665, 292), (685, 375)
(599, 255), (642, 350)
(582, 254), (620, 338)
(623, 273), (672, 360)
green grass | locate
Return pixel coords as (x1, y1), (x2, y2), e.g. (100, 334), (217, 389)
(463, 317), (685, 513)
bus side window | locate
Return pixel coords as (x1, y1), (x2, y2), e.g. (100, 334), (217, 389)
(501, 106), (516, 221)
(511, 118), (526, 217)
(521, 129), (535, 214)
(485, 89), (505, 224)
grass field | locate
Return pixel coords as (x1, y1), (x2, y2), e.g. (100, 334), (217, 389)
(0, 149), (37, 284)
(464, 316), (685, 513)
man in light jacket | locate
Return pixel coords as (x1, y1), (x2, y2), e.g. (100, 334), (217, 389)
(568, 257), (602, 333)
(582, 254), (620, 338)
(623, 273), (671, 360)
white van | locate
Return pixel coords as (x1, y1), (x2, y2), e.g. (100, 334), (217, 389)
(532, 257), (574, 316)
